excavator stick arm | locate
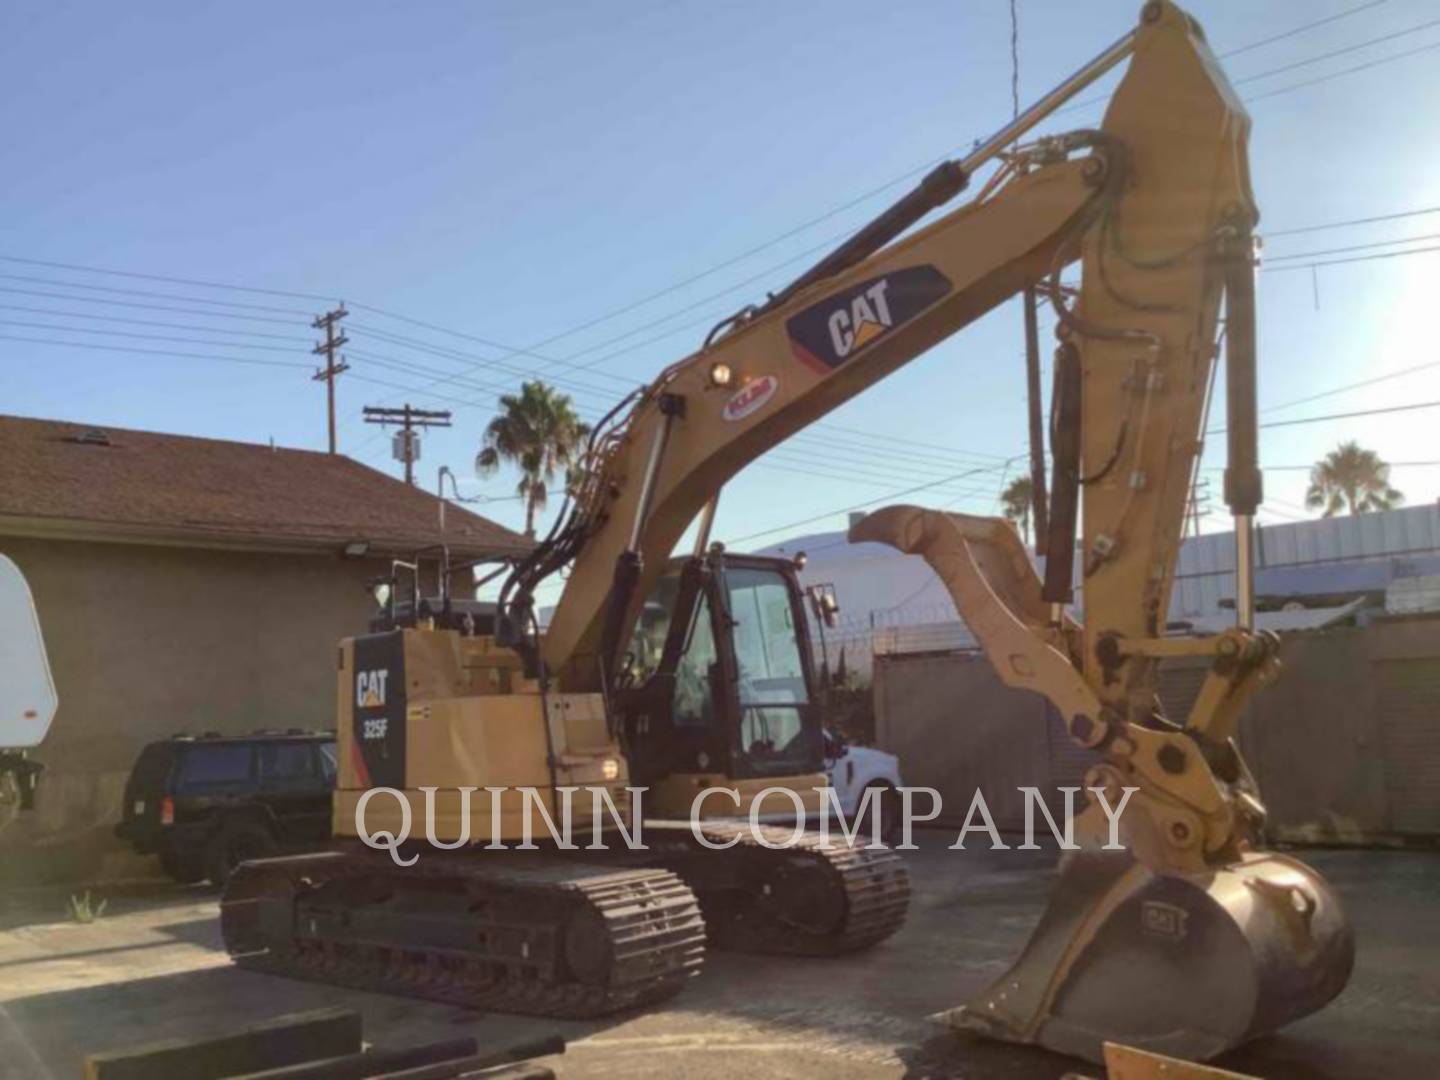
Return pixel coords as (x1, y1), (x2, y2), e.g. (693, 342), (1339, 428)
(847, 3), (1352, 1064)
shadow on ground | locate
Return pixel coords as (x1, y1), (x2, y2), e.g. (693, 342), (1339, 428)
(2, 839), (1437, 1079)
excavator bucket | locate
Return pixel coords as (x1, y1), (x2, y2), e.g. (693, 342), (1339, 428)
(944, 845), (1352, 1063)
(850, 507), (1354, 1064)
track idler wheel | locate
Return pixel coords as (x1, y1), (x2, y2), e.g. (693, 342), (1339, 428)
(943, 846), (1354, 1064)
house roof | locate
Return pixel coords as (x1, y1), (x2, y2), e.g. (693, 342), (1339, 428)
(0, 414), (529, 559)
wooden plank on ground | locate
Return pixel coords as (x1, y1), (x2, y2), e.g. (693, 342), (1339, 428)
(83, 1006), (362, 1080)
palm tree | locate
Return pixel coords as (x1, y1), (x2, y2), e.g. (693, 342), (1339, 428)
(1001, 476), (1035, 546)
(476, 381), (590, 538)
(1305, 440), (1404, 517)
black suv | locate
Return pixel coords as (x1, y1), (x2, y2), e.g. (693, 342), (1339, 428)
(116, 731), (335, 886)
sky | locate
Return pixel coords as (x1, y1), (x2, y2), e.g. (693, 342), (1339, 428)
(3, 0), (1439, 605)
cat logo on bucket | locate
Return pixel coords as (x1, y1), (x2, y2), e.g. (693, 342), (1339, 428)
(1141, 900), (1189, 943)
(721, 374), (779, 423)
(787, 265), (951, 373)
(356, 668), (389, 709)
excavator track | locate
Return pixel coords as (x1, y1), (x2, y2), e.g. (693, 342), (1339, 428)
(647, 822), (911, 956)
(220, 850), (706, 1019)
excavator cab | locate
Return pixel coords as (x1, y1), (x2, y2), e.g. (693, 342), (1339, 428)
(614, 551), (826, 814)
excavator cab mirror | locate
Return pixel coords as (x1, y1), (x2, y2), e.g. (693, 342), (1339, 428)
(806, 582), (841, 628)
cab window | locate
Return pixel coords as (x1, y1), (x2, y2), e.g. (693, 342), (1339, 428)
(726, 567), (808, 707)
(672, 592), (718, 728)
(724, 566), (814, 773)
(625, 572), (681, 684)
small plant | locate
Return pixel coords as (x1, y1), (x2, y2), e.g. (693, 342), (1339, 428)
(68, 891), (107, 923)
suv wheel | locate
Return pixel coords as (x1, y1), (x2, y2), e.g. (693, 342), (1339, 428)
(205, 819), (276, 888)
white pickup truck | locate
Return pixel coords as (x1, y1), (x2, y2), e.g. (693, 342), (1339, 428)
(822, 728), (902, 841)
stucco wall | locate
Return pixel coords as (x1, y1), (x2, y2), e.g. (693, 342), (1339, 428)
(1, 536), (388, 884)
(874, 619), (1440, 844)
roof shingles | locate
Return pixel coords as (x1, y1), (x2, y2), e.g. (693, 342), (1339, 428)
(0, 414), (528, 558)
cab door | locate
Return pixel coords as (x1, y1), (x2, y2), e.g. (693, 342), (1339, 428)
(715, 561), (824, 781)
(615, 561), (734, 783)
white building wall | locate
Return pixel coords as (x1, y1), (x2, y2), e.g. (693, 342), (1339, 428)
(756, 502), (1440, 676)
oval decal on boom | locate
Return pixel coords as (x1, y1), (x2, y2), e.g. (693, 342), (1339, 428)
(721, 375), (779, 422)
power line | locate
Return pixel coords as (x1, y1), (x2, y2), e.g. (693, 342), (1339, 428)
(0, 285), (311, 326)
(1203, 461), (1440, 472)
(6, 3), (1385, 394)
(0, 273), (312, 317)
(3, 7), (1432, 488)
(346, 349), (571, 416)
(1220, 0), (1387, 58)
(347, 321), (633, 397)
(724, 458), (1023, 547)
(470, 172), (940, 355)
(345, 336), (1012, 479)
(1261, 244), (1440, 273)
(1055, 0), (1396, 114)
(0, 4), (1425, 405)
(3, 12), (1431, 420)
(1263, 232), (1440, 262)
(1246, 37), (1440, 105)
(0, 303), (310, 341)
(765, 445), (1008, 489)
(349, 222), (861, 411)
(0, 318), (304, 352)
(755, 458), (1002, 498)
(1265, 205), (1440, 238)
(0, 333), (311, 370)
(512, 10), (1430, 382)
(815, 421), (1012, 463)
(0, 253), (341, 304)
(1261, 359), (1440, 414)
(1233, 16), (1440, 86)
(784, 430), (1012, 470)
(1208, 398), (1440, 435)
(346, 335), (1015, 475)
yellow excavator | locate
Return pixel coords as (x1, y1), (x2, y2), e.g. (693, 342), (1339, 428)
(222, 0), (1352, 1062)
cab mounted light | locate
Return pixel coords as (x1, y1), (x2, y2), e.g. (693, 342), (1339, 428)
(708, 361), (733, 388)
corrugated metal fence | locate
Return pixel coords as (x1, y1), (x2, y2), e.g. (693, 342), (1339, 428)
(874, 618), (1440, 842)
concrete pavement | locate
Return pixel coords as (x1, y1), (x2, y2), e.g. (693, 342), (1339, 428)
(1, 835), (1436, 1078)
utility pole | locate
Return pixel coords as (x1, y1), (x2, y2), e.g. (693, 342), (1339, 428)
(363, 404), (452, 485)
(312, 305), (349, 454)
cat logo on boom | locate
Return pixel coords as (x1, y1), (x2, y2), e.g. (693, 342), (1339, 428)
(786, 265), (952, 373)
(828, 279), (894, 360)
